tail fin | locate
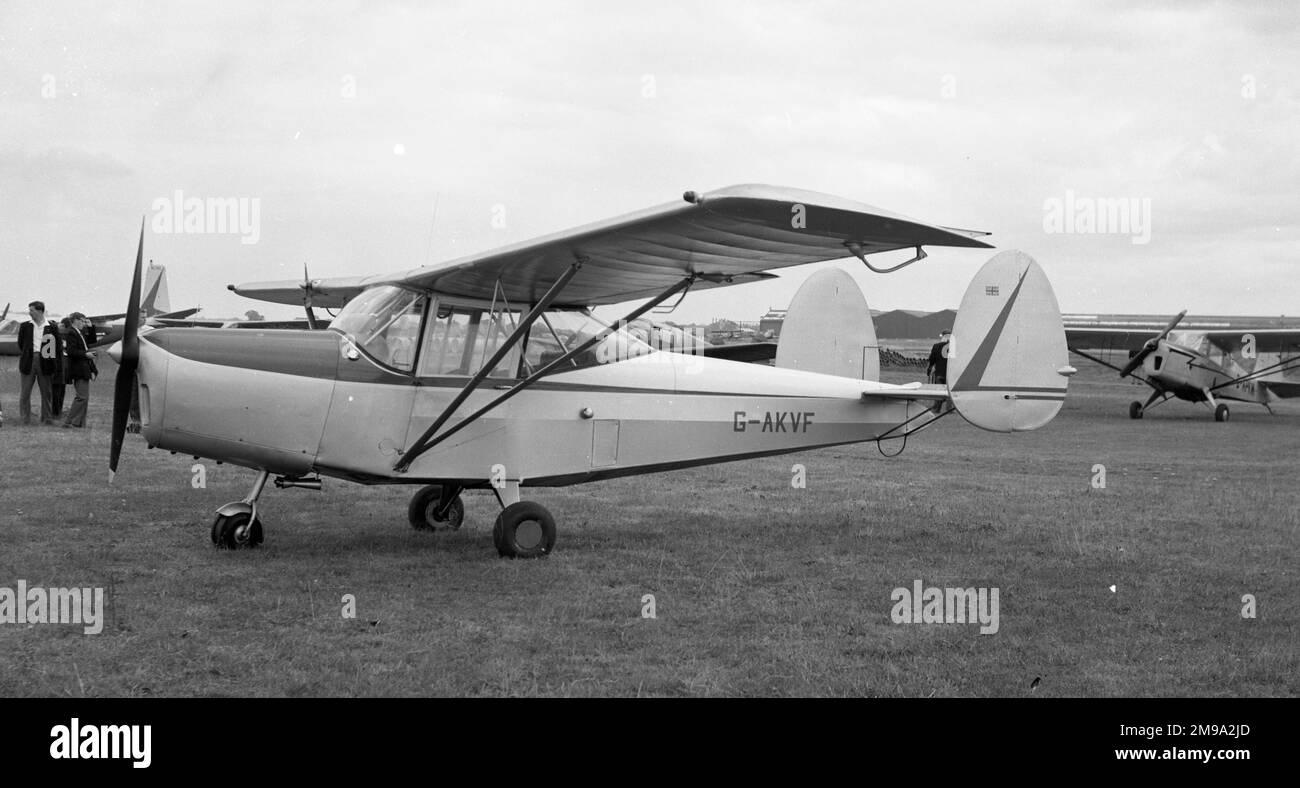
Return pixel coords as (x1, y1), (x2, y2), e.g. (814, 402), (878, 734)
(142, 263), (170, 316)
(776, 268), (879, 380)
(947, 250), (1073, 431)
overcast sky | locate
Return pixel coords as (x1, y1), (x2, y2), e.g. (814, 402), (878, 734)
(1, 0), (1296, 325)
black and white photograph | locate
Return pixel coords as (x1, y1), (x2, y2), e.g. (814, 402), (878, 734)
(0, 0), (1294, 765)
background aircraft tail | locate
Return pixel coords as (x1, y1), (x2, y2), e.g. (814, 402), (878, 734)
(947, 250), (1072, 431)
(775, 268), (880, 381)
(142, 263), (170, 316)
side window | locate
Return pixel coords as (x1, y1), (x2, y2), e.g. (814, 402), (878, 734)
(419, 307), (473, 376)
(418, 304), (520, 378)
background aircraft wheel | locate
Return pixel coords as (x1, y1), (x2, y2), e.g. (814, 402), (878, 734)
(493, 501), (556, 559)
(1128, 401), (1143, 419)
(1214, 403), (1230, 422)
(407, 485), (465, 531)
(212, 511), (264, 549)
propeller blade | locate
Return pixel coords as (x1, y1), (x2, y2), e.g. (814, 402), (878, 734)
(1118, 346), (1152, 378)
(1, 302), (9, 322)
(1154, 309), (1187, 344)
(109, 220), (146, 482)
(302, 263), (317, 329)
(1118, 310), (1187, 379)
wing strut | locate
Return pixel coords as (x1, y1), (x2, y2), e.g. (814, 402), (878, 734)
(394, 273), (698, 473)
(845, 242), (928, 274)
(1208, 355), (1300, 392)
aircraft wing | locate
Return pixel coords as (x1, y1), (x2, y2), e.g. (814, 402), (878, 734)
(230, 184), (992, 308)
(1198, 329), (1300, 355)
(228, 275), (371, 309)
(1064, 327), (1155, 352)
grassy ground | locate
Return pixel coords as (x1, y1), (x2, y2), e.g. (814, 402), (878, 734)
(0, 354), (1295, 696)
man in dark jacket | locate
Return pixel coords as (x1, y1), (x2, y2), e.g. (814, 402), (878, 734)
(18, 300), (62, 425)
(51, 317), (72, 416)
(926, 329), (952, 385)
(61, 312), (97, 428)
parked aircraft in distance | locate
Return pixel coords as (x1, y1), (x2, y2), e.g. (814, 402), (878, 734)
(1066, 312), (1300, 420)
(0, 264), (198, 355)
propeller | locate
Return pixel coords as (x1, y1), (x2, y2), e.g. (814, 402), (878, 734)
(1, 302), (9, 322)
(109, 220), (146, 482)
(1119, 310), (1186, 378)
(300, 263), (318, 329)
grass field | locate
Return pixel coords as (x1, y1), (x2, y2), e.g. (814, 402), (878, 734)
(0, 353), (1295, 697)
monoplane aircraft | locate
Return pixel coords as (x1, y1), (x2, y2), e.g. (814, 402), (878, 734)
(1066, 312), (1300, 420)
(108, 185), (1074, 557)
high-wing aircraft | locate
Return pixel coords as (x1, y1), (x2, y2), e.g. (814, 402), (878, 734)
(109, 184), (1075, 557)
(1065, 312), (1300, 420)
(0, 264), (199, 355)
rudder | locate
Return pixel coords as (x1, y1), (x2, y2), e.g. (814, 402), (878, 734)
(947, 250), (1072, 431)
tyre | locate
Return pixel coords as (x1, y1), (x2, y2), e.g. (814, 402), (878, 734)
(1214, 403), (1229, 422)
(494, 501), (556, 559)
(1129, 401), (1143, 419)
(212, 511), (264, 549)
(407, 485), (465, 531)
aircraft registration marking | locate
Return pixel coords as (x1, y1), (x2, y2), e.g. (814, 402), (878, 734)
(732, 411), (815, 433)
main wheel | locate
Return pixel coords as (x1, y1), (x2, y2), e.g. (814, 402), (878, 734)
(1214, 403), (1230, 422)
(407, 485), (465, 531)
(212, 511), (264, 549)
(1128, 401), (1143, 419)
(492, 501), (556, 559)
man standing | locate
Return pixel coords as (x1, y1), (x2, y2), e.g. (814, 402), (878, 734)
(18, 300), (62, 425)
(927, 328), (952, 385)
(62, 313), (96, 428)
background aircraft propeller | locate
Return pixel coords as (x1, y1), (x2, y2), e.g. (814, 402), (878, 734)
(300, 263), (319, 329)
(109, 221), (145, 482)
(1119, 310), (1187, 378)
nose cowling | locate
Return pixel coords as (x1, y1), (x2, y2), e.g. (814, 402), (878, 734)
(108, 340), (123, 363)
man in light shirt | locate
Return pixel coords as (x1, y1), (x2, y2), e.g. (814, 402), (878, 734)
(18, 300), (62, 425)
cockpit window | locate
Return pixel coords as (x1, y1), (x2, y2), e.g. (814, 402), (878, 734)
(330, 285), (426, 372)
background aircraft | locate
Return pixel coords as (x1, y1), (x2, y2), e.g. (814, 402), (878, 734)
(110, 185), (1073, 557)
(0, 264), (199, 355)
(1065, 312), (1300, 420)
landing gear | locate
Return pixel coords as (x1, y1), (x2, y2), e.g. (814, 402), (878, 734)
(212, 511), (263, 548)
(408, 485), (465, 531)
(212, 469), (271, 549)
(493, 501), (556, 559)
(1129, 401), (1143, 419)
(1214, 403), (1230, 422)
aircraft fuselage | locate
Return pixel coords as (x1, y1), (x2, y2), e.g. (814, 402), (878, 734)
(133, 327), (930, 487)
